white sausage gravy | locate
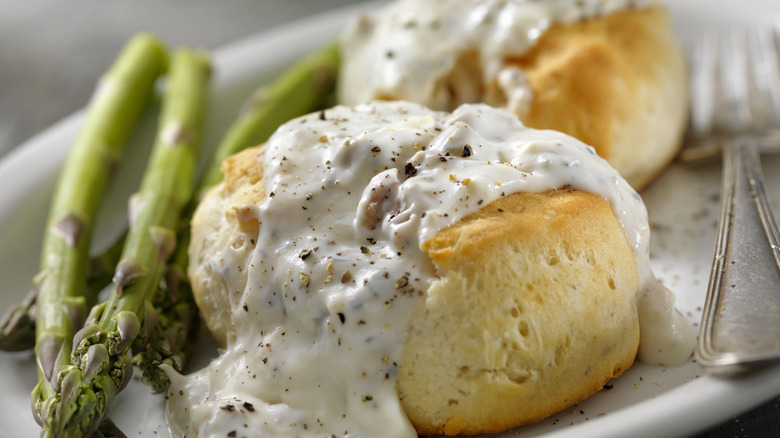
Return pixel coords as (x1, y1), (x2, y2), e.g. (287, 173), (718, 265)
(164, 101), (694, 437)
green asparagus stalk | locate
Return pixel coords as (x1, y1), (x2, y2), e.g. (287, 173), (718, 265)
(129, 40), (341, 390)
(0, 41), (340, 359)
(34, 47), (210, 437)
(29, 33), (168, 433)
(4, 38), (337, 377)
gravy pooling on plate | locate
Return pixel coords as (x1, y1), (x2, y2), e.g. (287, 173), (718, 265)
(164, 101), (694, 437)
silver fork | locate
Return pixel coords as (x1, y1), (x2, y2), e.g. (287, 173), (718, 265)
(687, 26), (780, 375)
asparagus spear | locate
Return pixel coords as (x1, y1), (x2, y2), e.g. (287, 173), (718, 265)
(28, 33), (168, 432)
(4, 39), (338, 359)
(34, 47), (210, 437)
(0, 41), (340, 357)
(129, 41), (341, 391)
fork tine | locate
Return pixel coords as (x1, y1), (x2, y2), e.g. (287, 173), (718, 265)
(754, 25), (780, 123)
(679, 34), (721, 162)
(717, 28), (752, 131)
(688, 34), (717, 137)
(682, 25), (780, 163)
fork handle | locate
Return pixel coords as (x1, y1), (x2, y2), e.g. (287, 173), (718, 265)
(697, 138), (780, 374)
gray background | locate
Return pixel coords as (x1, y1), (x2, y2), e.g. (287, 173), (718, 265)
(0, 0), (776, 436)
(0, 0), (362, 156)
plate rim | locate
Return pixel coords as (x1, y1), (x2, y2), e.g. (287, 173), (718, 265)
(1, 1), (780, 437)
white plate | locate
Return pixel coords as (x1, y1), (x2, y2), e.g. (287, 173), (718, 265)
(1, 1), (780, 437)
